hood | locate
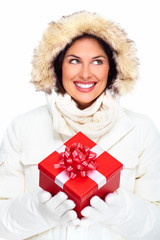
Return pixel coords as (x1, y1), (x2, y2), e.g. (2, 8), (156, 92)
(31, 11), (138, 95)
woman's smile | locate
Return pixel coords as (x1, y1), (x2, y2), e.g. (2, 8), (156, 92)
(62, 37), (110, 109)
(74, 81), (97, 92)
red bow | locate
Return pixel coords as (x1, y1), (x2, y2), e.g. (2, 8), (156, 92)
(54, 143), (97, 179)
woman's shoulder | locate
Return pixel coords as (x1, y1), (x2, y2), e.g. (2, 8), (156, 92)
(14, 105), (50, 121)
(123, 108), (159, 135)
(8, 105), (52, 132)
(124, 108), (151, 122)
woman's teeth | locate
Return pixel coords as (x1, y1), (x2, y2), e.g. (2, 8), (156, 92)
(75, 82), (95, 89)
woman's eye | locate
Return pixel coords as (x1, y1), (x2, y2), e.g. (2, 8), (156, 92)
(93, 59), (103, 65)
(70, 59), (80, 64)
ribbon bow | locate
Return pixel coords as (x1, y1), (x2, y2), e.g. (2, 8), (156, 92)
(54, 143), (97, 179)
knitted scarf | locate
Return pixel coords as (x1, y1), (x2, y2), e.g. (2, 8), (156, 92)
(46, 90), (121, 142)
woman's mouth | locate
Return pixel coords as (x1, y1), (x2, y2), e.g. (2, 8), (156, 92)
(74, 81), (96, 92)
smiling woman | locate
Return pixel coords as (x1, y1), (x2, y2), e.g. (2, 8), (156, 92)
(0, 11), (160, 240)
(53, 33), (117, 98)
(62, 37), (109, 109)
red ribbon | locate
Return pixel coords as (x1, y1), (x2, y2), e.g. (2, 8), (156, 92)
(54, 143), (97, 179)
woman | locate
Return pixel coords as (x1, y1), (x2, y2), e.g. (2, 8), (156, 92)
(0, 11), (160, 240)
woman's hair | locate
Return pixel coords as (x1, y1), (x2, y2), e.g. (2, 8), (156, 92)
(53, 33), (118, 94)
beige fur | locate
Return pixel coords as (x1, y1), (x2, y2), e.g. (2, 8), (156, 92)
(31, 11), (138, 95)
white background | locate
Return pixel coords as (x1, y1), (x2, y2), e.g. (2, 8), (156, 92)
(0, 0), (160, 142)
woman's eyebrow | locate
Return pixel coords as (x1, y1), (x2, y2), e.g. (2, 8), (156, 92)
(65, 54), (107, 59)
(92, 55), (107, 59)
(65, 54), (81, 59)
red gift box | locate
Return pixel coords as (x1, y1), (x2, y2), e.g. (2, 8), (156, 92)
(38, 132), (123, 218)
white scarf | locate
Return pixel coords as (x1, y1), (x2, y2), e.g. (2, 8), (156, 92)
(46, 90), (121, 142)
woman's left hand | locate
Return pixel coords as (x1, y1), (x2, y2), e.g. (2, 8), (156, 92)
(80, 188), (160, 240)
(80, 189), (128, 226)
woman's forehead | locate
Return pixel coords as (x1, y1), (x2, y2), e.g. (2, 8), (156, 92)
(65, 37), (108, 56)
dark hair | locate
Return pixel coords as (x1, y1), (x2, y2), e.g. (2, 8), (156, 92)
(53, 33), (118, 94)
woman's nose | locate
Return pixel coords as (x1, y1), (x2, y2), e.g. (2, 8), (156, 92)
(79, 64), (92, 80)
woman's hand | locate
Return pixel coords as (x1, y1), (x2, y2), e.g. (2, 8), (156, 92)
(0, 189), (79, 240)
(80, 189), (160, 239)
(37, 190), (79, 226)
(80, 189), (128, 226)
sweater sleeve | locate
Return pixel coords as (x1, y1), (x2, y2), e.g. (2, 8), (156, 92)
(135, 117), (160, 205)
(0, 117), (24, 199)
(111, 117), (160, 239)
(0, 118), (57, 239)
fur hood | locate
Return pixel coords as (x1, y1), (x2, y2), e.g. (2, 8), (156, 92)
(31, 11), (138, 95)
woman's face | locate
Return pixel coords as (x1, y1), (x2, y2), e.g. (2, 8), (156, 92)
(62, 37), (110, 109)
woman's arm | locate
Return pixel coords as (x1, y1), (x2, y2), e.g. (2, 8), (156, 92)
(0, 119), (78, 239)
(80, 117), (160, 239)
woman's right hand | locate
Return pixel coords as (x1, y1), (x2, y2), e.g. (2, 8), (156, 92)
(37, 189), (79, 226)
(0, 189), (79, 240)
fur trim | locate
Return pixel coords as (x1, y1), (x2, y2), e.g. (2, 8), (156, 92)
(31, 11), (138, 95)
